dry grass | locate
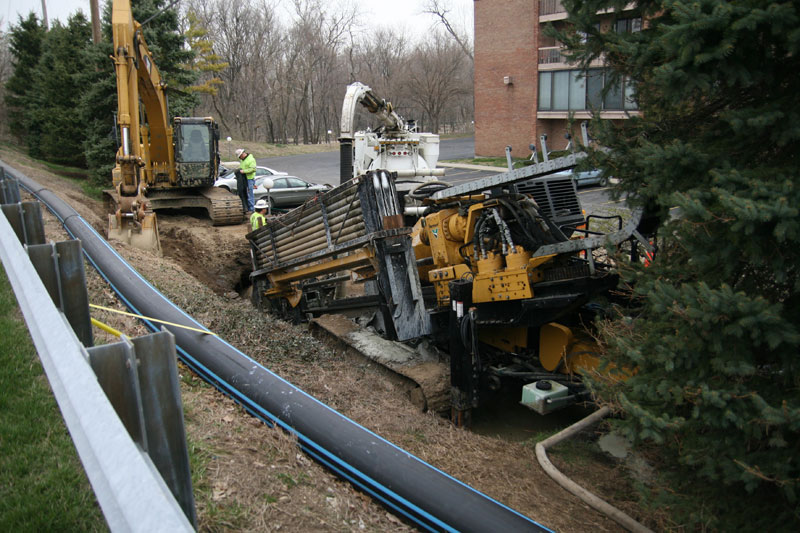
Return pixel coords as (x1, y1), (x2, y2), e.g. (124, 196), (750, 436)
(219, 139), (337, 166)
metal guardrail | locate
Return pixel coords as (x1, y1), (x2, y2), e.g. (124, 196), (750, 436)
(0, 178), (194, 531)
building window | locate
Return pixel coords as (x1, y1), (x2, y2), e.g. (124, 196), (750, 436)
(586, 69), (604, 109)
(539, 72), (552, 109)
(568, 70), (585, 109)
(624, 81), (637, 110)
(603, 77), (623, 110)
(615, 17), (642, 33)
(539, 68), (638, 112)
(553, 71), (570, 109)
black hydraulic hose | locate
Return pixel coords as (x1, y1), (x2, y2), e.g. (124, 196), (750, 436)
(498, 198), (548, 249)
(3, 162), (550, 533)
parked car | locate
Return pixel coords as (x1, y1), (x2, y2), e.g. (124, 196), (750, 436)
(254, 176), (333, 207)
(213, 166), (289, 192)
(550, 168), (610, 188)
(574, 168), (610, 187)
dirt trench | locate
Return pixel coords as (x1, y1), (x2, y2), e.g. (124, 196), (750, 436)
(1, 147), (661, 532)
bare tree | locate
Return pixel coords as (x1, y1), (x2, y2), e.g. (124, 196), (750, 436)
(351, 28), (409, 97)
(0, 26), (10, 136)
(288, 0), (356, 143)
(181, 0), (474, 143)
(423, 0), (473, 61)
(402, 30), (471, 133)
(188, 0), (282, 140)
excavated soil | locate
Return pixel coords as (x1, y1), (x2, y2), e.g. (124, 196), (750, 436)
(1, 147), (663, 532)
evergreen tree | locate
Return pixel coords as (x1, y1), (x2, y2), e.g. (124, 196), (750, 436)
(26, 14), (93, 166)
(559, 0), (800, 528)
(184, 11), (228, 103)
(5, 13), (45, 142)
(80, 0), (198, 185)
(78, 35), (116, 185)
(131, 0), (198, 117)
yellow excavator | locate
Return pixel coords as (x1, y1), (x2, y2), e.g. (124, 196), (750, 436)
(107, 0), (242, 252)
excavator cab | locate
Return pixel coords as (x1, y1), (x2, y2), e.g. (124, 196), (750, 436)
(173, 117), (219, 188)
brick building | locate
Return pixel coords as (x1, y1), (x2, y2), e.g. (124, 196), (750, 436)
(474, 0), (641, 157)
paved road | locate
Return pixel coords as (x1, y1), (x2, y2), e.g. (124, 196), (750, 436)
(256, 137), (486, 186)
(256, 136), (624, 214)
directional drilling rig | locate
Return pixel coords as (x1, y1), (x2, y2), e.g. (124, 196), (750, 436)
(247, 122), (651, 423)
(106, 0), (242, 251)
(338, 82), (445, 224)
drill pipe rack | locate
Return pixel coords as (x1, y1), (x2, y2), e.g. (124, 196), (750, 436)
(248, 170), (431, 341)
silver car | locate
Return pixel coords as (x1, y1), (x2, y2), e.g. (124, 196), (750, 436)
(550, 168), (610, 188)
(213, 166), (288, 192)
(254, 176), (332, 207)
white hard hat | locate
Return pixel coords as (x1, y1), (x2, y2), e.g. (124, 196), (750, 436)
(254, 199), (268, 210)
(235, 148), (244, 157)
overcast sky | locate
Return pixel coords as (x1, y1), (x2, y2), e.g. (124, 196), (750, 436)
(1, 0), (474, 40)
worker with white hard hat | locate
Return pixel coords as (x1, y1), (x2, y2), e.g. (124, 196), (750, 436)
(236, 148), (257, 212)
(250, 198), (268, 231)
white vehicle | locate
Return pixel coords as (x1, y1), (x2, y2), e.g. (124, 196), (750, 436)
(213, 166), (288, 192)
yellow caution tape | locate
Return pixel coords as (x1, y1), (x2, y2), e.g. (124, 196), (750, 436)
(89, 303), (217, 336)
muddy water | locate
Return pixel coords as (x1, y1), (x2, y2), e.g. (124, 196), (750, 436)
(469, 386), (596, 442)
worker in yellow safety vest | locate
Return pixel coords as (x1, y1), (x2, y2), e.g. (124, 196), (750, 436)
(235, 148), (257, 212)
(250, 199), (268, 231)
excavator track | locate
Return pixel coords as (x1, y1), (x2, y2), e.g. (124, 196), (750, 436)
(135, 187), (243, 226)
(201, 187), (245, 226)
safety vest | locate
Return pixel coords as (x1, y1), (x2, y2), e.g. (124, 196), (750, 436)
(241, 154), (257, 179)
(250, 211), (266, 231)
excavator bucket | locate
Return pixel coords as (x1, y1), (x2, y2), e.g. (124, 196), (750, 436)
(108, 211), (161, 253)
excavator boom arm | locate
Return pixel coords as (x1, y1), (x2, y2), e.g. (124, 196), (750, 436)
(112, 0), (175, 191)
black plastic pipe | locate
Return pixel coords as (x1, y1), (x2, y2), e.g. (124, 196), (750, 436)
(3, 162), (551, 533)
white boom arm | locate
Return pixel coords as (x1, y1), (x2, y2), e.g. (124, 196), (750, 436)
(340, 82), (405, 139)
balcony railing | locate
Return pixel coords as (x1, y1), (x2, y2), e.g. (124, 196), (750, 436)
(538, 47), (568, 65)
(540, 0), (567, 17)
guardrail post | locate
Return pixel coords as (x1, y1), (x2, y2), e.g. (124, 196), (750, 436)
(88, 329), (198, 529)
(0, 167), (22, 203)
(88, 337), (148, 446)
(1, 201), (45, 245)
(27, 240), (94, 347)
(0, 205), (194, 532)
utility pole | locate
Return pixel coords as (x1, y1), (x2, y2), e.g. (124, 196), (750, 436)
(90, 0), (101, 44)
(40, 0), (49, 29)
